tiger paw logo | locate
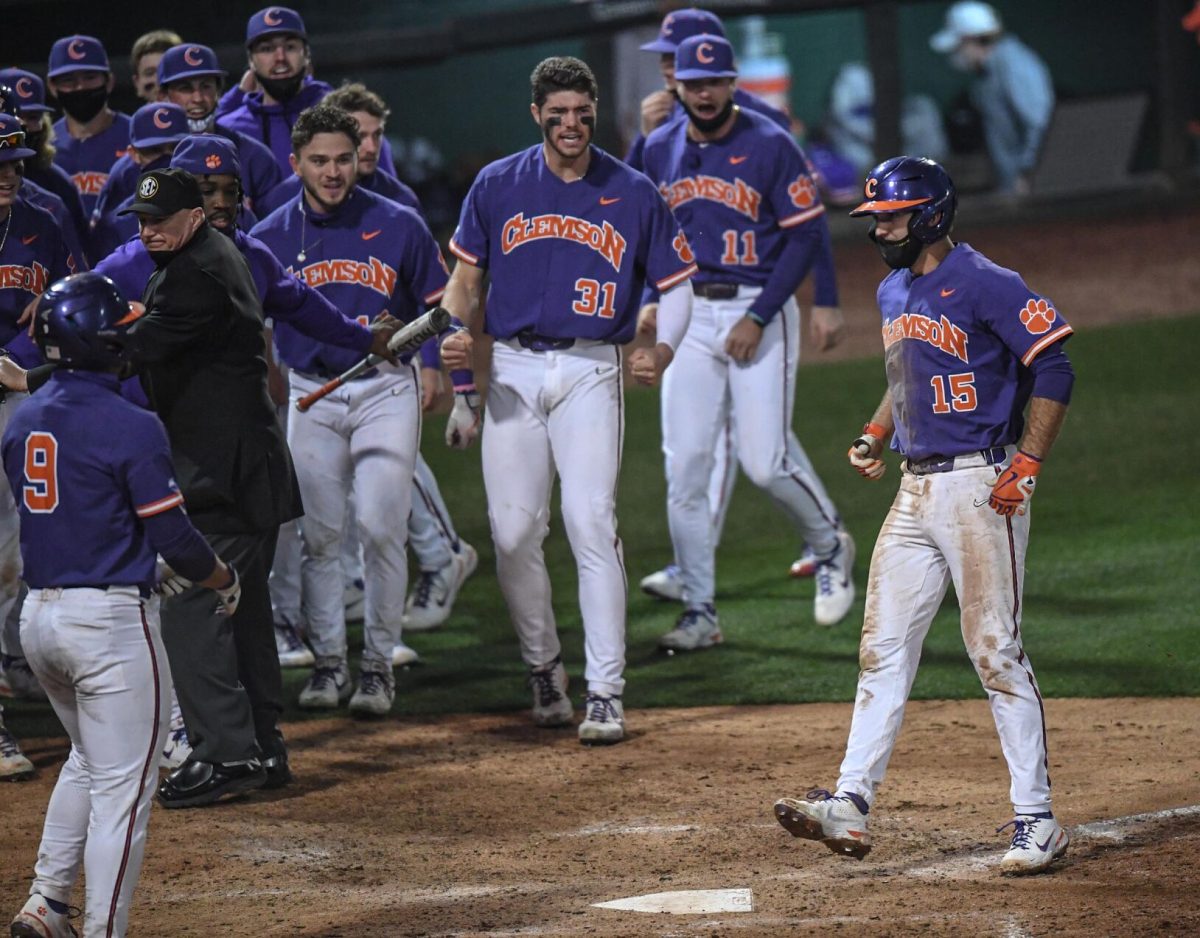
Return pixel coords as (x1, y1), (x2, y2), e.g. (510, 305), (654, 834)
(788, 176), (816, 209)
(672, 230), (695, 265)
(205, 153), (223, 170)
(1019, 298), (1056, 335)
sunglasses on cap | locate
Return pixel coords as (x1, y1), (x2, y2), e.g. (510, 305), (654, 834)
(0, 130), (26, 149)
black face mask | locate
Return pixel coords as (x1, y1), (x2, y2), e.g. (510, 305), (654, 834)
(256, 72), (304, 103)
(680, 97), (735, 135)
(56, 86), (108, 123)
(869, 226), (924, 270)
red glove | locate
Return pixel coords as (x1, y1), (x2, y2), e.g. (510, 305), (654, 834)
(988, 450), (1042, 517)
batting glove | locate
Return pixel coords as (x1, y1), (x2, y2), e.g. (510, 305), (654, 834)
(988, 450), (1042, 517)
(445, 387), (481, 450)
(848, 423), (888, 481)
(154, 558), (193, 597)
(214, 564), (242, 617)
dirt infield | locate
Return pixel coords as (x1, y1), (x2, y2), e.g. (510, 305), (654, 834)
(4, 698), (1199, 936)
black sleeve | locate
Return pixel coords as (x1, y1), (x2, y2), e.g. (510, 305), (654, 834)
(26, 363), (60, 393)
(122, 264), (230, 364)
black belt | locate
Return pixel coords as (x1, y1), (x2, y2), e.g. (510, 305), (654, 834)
(46, 584), (153, 598)
(692, 282), (740, 300)
(905, 447), (1009, 476)
(516, 331), (575, 352)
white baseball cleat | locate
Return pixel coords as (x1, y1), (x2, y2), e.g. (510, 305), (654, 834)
(658, 604), (722, 652)
(998, 813), (1069, 875)
(639, 564), (683, 602)
(0, 655), (48, 702)
(391, 641), (420, 667)
(578, 692), (625, 745)
(402, 541), (478, 632)
(528, 657), (574, 727)
(349, 665), (396, 717)
(10, 893), (78, 938)
(160, 702), (192, 770)
(0, 717), (34, 781)
(813, 532), (856, 626)
(274, 621), (315, 669)
(298, 657), (354, 710)
(774, 788), (872, 859)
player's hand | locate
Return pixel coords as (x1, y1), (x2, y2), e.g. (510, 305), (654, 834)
(628, 343), (674, 387)
(420, 366), (442, 411)
(848, 423), (888, 480)
(0, 351), (29, 394)
(154, 558), (193, 597)
(725, 316), (764, 363)
(636, 303), (658, 337)
(368, 313), (400, 364)
(213, 563), (242, 617)
(20, 294), (40, 331)
(988, 450), (1042, 517)
(266, 358), (288, 408)
(238, 68), (259, 93)
(810, 305), (845, 352)
(640, 90), (676, 136)
(440, 330), (473, 370)
(445, 389), (481, 449)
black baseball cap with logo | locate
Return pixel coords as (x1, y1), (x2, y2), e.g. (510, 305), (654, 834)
(118, 168), (203, 217)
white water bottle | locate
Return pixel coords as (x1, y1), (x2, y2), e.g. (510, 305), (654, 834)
(737, 16), (792, 115)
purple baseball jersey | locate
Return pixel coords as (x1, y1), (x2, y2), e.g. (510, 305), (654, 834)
(877, 243), (1074, 462)
(20, 180), (89, 273)
(642, 107), (826, 290)
(450, 144), (696, 343)
(1, 371), (187, 589)
(251, 186), (447, 376)
(1, 200), (76, 367)
(51, 113), (131, 218)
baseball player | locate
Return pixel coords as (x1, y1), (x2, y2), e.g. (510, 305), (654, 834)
(46, 35), (131, 219)
(90, 102), (191, 260)
(773, 156), (1074, 875)
(252, 104), (448, 715)
(129, 29), (183, 104)
(0, 71), (90, 253)
(3, 271), (240, 938)
(216, 7), (396, 178)
(440, 56), (696, 744)
(155, 43), (283, 208)
(639, 34), (852, 653)
(0, 120), (77, 780)
(631, 10), (846, 598)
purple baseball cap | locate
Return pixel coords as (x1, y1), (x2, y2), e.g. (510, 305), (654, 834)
(246, 6), (307, 47)
(158, 44), (227, 87)
(48, 35), (111, 79)
(171, 134), (241, 178)
(674, 34), (738, 80)
(641, 8), (726, 53)
(130, 103), (190, 148)
(0, 114), (37, 162)
(0, 69), (53, 114)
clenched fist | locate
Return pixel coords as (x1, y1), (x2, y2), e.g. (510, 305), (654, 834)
(628, 344), (674, 387)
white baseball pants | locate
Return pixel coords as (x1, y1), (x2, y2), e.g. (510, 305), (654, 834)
(836, 464), (1053, 815)
(0, 392), (28, 659)
(20, 587), (170, 938)
(409, 454), (461, 572)
(661, 291), (840, 607)
(483, 340), (626, 696)
(288, 367), (420, 667)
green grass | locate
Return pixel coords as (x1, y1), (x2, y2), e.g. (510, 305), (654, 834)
(6, 315), (1199, 738)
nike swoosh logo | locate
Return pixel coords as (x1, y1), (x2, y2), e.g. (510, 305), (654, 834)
(729, 155), (749, 165)
(21, 235), (37, 245)
(362, 229), (382, 240)
(940, 288), (956, 297)
(1036, 835), (1057, 852)
(599, 197), (620, 206)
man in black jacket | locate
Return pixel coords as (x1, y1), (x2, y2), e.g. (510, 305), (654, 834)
(115, 167), (299, 807)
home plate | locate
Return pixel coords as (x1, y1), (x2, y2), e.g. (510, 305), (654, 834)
(592, 888), (753, 914)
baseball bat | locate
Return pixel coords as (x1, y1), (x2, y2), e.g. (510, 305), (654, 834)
(296, 307), (452, 412)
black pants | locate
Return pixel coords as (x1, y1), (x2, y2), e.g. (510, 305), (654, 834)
(160, 528), (283, 765)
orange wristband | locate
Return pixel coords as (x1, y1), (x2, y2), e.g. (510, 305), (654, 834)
(863, 422), (888, 439)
